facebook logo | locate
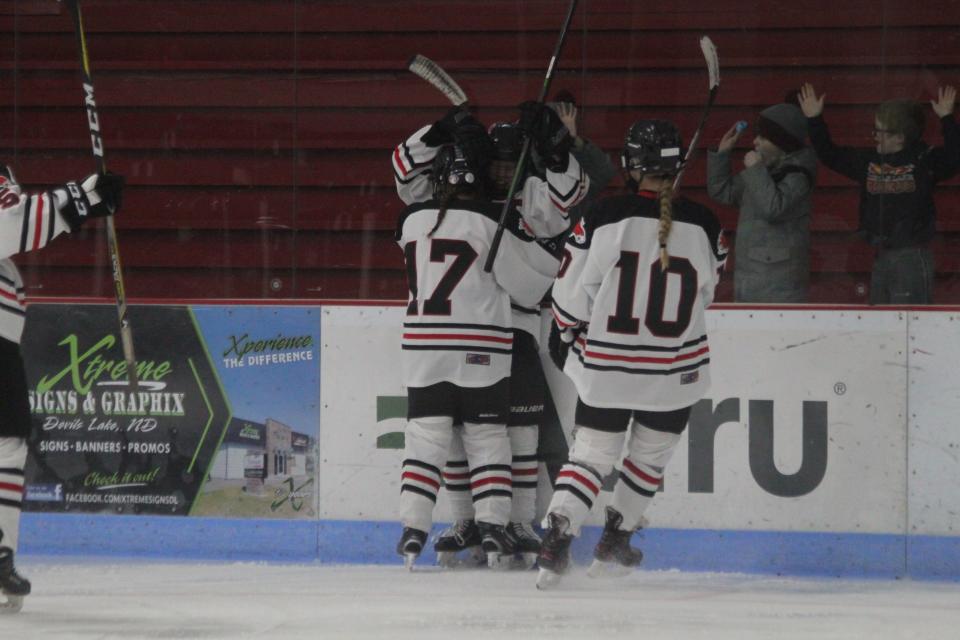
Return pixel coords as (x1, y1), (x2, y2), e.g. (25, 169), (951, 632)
(25, 484), (64, 502)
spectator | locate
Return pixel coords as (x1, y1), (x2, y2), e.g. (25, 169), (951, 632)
(707, 101), (817, 302)
(551, 90), (618, 225)
(799, 83), (960, 304)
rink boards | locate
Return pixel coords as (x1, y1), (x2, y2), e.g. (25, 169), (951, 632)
(19, 302), (960, 579)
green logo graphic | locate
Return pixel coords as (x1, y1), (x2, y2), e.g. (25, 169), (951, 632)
(36, 333), (172, 394)
(376, 396), (407, 449)
(271, 476), (314, 512)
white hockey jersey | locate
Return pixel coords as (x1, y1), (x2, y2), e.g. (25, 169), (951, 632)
(392, 124), (586, 339)
(0, 167), (74, 343)
(551, 191), (728, 411)
(397, 198), (560, 389)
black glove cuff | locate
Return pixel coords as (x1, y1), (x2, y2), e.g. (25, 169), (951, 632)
(421, 123), (454, 148)
(58, 182), (92, 232)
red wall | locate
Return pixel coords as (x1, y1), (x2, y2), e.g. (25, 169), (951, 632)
(2, 0), (959, 301)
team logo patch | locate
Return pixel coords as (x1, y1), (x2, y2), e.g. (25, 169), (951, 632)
(680, 371), (699, 385)
(571, 220), (587, 244)
(466, 353), (491, 365)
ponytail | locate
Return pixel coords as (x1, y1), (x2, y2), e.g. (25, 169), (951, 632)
(657, 185), (674, 269)
(428, 192), (454, 237)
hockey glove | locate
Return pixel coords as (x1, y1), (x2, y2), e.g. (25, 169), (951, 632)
(548, 321), (580, 371)
(56, 172), (125, 232)
(422, 106), (482, 148)
(518, 101), (572, 173)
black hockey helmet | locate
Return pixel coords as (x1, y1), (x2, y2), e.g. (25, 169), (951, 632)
(621, 120), (683, 175)
(0, 164), (16, 185)
(488, 122), (524, 162)
(432, 143), (483, 199)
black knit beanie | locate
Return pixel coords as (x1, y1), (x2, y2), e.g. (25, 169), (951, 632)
(757, 103), (807, 153)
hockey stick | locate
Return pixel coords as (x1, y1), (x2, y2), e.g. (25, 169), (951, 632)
(408, 54), (468, 107)
(61, 0), (139, 388)
(672, 36), (720, 191)
(483, 0), (579, 273)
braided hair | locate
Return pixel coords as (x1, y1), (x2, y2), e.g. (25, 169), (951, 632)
(428, 192), (454, 237)
(657, 184), (674, 269)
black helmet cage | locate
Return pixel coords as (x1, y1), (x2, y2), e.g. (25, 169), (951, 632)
(621, 120), (684, 176)
(432, 144), (482, 199)
(488, 122), (524, 162)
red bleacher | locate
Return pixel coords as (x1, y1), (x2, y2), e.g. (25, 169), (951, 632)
(1, 0), (958, 302)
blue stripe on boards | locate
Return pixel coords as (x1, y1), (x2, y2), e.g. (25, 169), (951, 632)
(18, 513), (960, 580)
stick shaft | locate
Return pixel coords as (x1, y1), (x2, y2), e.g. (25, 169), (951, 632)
(63, 0), (139, 387)
(672, 87), (718, 191)
(673, 37), (720, 191)
(483, 0), (579, 273)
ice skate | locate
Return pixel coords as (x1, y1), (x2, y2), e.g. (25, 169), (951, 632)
(477, 522), (515, 570)
(587, 507), (643, 579)
(535, 513), (572, 590)
(506, 521), (541, 570)
(0, 547), (30, 614)
(433, 519), (484, 568)
(396, 527), (428, 570)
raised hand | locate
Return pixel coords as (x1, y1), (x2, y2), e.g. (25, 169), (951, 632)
(717, 123), (742, 153)
(798, 83), (825, 118)
(554, 102), (578, 139)
(518, 101), (572, 172)
(931, 85), (957, 118)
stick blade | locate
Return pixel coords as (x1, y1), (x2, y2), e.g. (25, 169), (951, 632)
(407, 54), (468, 106)
(699, 36), (720, 89)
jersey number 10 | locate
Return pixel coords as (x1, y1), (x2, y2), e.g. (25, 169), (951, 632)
(607, 251), (698, 338)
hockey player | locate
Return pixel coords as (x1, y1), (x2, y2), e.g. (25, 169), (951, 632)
(535, 120), (727, 589)
(0, 165), (124, 612)
(395, 140), (561, 570)
(393, 105), (587, 568)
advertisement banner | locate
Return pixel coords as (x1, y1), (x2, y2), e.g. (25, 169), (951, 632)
(22, 304), (320, 520)
(184, 305), (320, 519)
(22, 305), (230, 515)
(321, 306), (910, 534)
(647, 309), (907, 533)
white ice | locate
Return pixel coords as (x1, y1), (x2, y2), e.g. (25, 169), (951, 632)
(4, 557), (959, 639)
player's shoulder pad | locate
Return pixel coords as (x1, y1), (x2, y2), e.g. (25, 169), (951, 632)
(396, 199), (435, 240)
(672, 196), (721, 234)
(565, 195), (625, 250)
(597, 193), (659, 226)
(673, 196), (726, 259)
(395, 198), (506, 241)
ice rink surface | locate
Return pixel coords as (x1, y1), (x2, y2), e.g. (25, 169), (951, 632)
(4, 557), (959, 639)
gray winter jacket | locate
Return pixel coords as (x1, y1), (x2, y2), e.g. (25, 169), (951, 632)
(707, 147), (817, 302)
(569, 137), (617, 225)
